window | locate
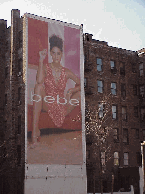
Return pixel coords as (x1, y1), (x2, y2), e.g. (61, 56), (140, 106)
(136, 152), (142, 166)
(98, 103), (104, 118)
(132, 85), (137, 96)
(5, 67), (8, 79)
(97, 80), (103, 93)
(110, 61), (117, 74)
(110, 61), (115, 69)
(4, 120), (7, 130)
(5, 94), (7, 105)
(123, 128), (129, 144)
(124, 153), (129, 165)
(139, 85), (144, 97)
(18, 115), (21, 134)
(120, 62), (125, 76)
(136, 129), (139, 139)
(132, 63), (136, 73)
(112, 105), (117, 119)
(139, 63), (144, 76)
(18, 87), (21, 103)
(114, 152), (119, 165)
(111, 82), (116, 95)
(84, 78), (87, 88)
(114, 128), (119, 142)
(134, 106), (138, 117)
(101, 152), (105, 166)
(96, 58), (102, 71)
(86, 150), (90, 159)
(121, 84), (126, 99)
(122, 106), (127, 121)
(18, 31), (23, 48)
(18, 59), (22, 75)
(17, 145), (21, 166)
(143, 129), (145, 140)
(141, 107), (145, 121)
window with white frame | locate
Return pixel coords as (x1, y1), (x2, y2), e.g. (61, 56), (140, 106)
(112, 105), (117, 119)
(97, 58), (102, 71)
(98, 103), (104, 118)
(139, 63), (144, 76)
(122, 106), (127, 121)
(114, 128), (119, 141)
(114, 152), (119, 165)
(111, 61), (117, 74)
(111, 82), (116, 95)
(97, 80), (103, 93)
(110, 61), (115, 69)
(124, 152), (129, 165)
(101, 152), (105, 166)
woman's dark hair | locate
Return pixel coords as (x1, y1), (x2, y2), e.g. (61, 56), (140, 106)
(49, 35), (63, 52)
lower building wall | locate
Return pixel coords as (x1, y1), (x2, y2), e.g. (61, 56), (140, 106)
(88, 185), (134, 194)
(25, 177), (87, 194)
(25, 164), (87, 194)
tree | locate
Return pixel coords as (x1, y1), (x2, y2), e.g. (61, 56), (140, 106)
(86, 93), (114, 194)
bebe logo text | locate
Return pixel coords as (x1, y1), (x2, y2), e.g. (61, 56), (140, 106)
(31, 92), (79, 106)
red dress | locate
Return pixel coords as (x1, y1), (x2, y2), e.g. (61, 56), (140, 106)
(44, 64), (67, 127)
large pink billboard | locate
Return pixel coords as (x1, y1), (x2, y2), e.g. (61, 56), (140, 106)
(26, 16), (83, 165)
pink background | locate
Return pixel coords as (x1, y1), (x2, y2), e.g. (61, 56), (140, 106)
(64, 26), (80, 78)
(28, 18), (48, 66)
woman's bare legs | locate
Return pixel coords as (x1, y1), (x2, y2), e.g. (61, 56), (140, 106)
(65, 91), (81, 116)
(32, 86), (80, 144)
(32, 83), (48, 144)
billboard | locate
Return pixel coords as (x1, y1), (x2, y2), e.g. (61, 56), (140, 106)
(25, 15), (84, 165)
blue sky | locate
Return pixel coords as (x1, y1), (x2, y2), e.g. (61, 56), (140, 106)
(0, 0), (145, 51)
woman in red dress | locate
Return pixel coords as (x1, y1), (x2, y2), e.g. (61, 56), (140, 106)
(31, 35), (81, 146)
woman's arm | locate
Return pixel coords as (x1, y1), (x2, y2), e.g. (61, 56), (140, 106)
(66, 69), (81, 95)
(36, 49), (47, 84)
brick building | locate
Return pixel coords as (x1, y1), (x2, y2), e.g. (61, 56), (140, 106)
(0, 10), (25, 194)
(0, 9), (145, 193)
(84, 33), (145, 193)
